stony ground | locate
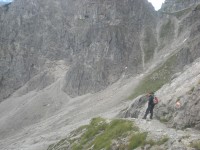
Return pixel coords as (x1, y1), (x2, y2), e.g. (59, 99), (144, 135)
(1, 48), (200, 150)
(0, 73), (141, 150)
(1, 58), (200, 150)
(0, 21), (199, 149)
(132, 118), (200, 150)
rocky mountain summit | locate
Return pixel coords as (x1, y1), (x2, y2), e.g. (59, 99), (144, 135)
(0, 0), (200, 150)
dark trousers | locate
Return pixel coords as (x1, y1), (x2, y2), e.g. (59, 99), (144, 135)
(143, 105), (154, 119)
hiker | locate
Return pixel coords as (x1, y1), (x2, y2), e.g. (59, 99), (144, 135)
(143, 92), (156, 119)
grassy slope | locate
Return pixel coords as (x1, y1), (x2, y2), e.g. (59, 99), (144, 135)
(48, 118), (169, 150)
(128, 54), (177, 100)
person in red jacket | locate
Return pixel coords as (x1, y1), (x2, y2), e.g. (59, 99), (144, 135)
(143, 92), (155, 119)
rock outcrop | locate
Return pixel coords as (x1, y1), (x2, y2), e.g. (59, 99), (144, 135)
(120, 57), (200, 131)
(155, 58), (200, 130)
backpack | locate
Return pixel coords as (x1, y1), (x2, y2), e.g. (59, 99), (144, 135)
(153, 96), (159, 104)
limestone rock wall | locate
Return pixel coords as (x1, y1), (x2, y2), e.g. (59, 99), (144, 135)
(1, 0), (200, 101)
(0, 0), (158, 100)
(63, 0), (158, 97)
(161, 0), (200, 12)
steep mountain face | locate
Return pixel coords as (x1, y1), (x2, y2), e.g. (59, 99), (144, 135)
(155, 58), (200, 130)
(120, 0), (200, 134)
(121, 58), (200, 130)
(161, 0), (200, 12)
(157, 1), (200, 68)
(0, 0), (200, 150)
(63, 0), (158, 97)
(0, 0), (157, 101)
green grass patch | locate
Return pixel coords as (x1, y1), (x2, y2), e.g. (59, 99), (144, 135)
(92, 119), (135, 150)
(128, 132), (148, 149)
(70, 124), (88, 137)
(79, 117), (107, 146)
(190, 140), (200, 149)
(47, 117), (170, 150)
(47, 144), (55, 150)
(71, 118), (138, 150)
(128, 54), (177, 100)
(72, 143), (83, 150)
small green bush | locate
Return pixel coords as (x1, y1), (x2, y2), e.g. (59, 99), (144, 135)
(72, 143), (83, 150)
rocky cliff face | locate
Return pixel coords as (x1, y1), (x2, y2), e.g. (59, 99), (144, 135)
(63, 0), (158, 97)
(0, 0), (158, 101)
(120, 58), (200, 132)
(1, 0), (200, 150)
(2, 0), (200, 101)
(161, 0), (200, 12)
(119, 0), (200, 133)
